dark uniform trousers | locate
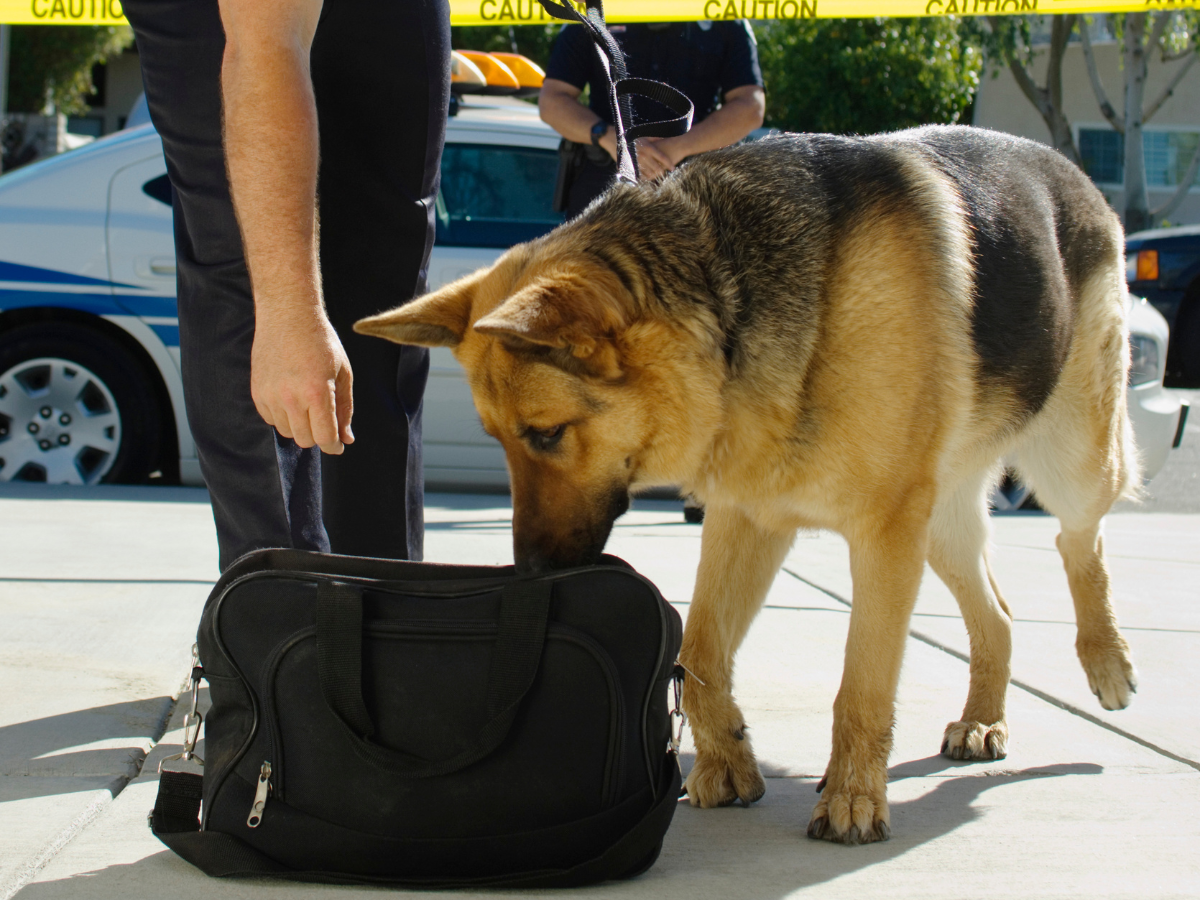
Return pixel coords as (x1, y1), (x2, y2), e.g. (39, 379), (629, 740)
(121, 0), (451, 570)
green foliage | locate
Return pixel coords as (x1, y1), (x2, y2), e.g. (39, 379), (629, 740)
(755, 17), (982, 135)
(960, 14), (1034, 78)
(7, 25), (134, 116)
(451, 24), (561, 69)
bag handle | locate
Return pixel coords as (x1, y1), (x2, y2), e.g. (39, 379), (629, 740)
(316, 578), (553, 778)
(536, 0), (693, 184)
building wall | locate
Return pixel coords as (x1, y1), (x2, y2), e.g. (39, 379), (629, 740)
(973, 41), (1200, 228)
(100, 50), (144, 134)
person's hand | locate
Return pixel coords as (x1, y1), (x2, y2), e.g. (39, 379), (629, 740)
(634, 137), (675, 182)
(250, 308), (354, 454)
(598, 130), (676, 182)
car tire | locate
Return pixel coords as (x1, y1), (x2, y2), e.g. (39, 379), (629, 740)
(0, 322), (164, 485)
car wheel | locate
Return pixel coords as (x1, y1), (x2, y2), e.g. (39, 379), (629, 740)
(0, 323), (164, 485)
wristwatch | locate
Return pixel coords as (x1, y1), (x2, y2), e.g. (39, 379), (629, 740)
(590, 120), (609, 147)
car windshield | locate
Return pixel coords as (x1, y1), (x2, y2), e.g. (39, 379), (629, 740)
(436, 143), (562, 248)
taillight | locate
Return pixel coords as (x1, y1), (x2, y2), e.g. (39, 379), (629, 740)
(1135, 249), (1159, 282)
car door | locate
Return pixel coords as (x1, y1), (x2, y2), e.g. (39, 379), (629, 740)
(423, 132), (564, 490)
(106, 155), (178, 354)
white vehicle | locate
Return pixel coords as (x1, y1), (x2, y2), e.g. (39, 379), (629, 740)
(0, 98), (1185, 493)
(990, 292), (1185, 511)
(0, 95), (559, 488)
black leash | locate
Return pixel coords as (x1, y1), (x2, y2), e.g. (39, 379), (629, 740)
(537, 0), (694, 183)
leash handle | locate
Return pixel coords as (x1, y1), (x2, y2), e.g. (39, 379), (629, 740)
(537, 0), (693, 184)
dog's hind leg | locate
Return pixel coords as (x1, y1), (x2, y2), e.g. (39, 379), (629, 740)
(679, 504), (795, 809)
(1014, 429), (1139, 711)
(1011, 275), (1140, 711)
(928, 465), (1013, 760)
(808, 502), (932, 844)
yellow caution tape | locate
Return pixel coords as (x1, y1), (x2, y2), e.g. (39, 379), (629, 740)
(0, 0), (1195, 27)
(449, 0), (1199, 25)
(1, 0), (127, 25)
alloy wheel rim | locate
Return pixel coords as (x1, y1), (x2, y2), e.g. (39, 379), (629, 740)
(0, 357), (122, 485)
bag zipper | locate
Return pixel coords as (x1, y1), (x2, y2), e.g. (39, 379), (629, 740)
(246, 760), (272, 828)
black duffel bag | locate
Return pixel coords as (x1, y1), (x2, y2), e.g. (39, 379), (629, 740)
(150, 549), (684, 888)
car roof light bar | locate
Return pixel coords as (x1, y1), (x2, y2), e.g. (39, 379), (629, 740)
(457, 51), (521, 95)
(450, 51), (544, 97)
(450, 51), (488, 94)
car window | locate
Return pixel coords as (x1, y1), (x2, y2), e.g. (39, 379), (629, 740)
(142, 174), (173, 206)
(436, 143), (562, 248)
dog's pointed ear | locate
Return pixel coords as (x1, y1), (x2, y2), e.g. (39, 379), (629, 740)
(354, 280), (475, 348)
(473, 278), (627, 380)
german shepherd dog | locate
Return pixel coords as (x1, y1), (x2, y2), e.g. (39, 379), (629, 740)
(356, 126), (1140, 843)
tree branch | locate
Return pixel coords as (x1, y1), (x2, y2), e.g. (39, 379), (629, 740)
(1047, 15), (1077, 115)
(1151, 138), (1200, 223)
(1149, 10), (1174, 51)
(1144, 49), (1198, 124)
(1161, 48), (1194, 63)
(1080, 21), (1124, 133)
(989, 16), (1048, 118)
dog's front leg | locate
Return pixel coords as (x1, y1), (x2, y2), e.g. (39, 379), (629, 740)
(808, 520), (929, 843)
(680, 505), (795, 808)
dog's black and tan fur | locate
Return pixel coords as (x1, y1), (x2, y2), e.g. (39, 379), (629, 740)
(357, 126), (1140, 843)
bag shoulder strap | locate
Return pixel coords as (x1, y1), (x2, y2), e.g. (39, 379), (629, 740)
(150, 756), (682, 888)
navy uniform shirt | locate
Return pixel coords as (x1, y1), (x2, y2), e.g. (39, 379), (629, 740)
(544, 20), (763, 128)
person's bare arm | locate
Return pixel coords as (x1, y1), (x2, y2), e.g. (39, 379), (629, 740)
(653, 84), (765, 171)
(537, 77), (674, 183)
(219, 0), (353, 455)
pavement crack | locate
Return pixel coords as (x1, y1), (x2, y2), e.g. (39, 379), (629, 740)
(780, 566), (1200, 774)
(0, 784), (120, 900)
(0, 688), (186, 900)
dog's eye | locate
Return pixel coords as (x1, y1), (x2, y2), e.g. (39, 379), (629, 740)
(526, 424), (566, 452)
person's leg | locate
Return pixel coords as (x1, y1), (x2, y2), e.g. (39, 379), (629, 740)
(310, 0), (450, 560)
(121, 0), (327, 570)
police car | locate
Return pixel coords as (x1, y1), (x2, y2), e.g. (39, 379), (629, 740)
(0, 79), (1184, 492)
(0, 70), (561, 488)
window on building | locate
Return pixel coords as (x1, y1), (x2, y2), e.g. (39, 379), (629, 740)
(436, 143), (563, 248)
(1079, 129), (1123, 185)
(1144, 131), (1200, 188)
(1079, 127), (1200, 189)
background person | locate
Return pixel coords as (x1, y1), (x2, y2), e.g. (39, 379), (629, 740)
(119, 0), (450, 570)
(539, 20), (765, 219)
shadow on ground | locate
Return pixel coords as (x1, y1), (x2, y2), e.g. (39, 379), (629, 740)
(14, 759), (1102, 899)
(0, 696), (179, 801)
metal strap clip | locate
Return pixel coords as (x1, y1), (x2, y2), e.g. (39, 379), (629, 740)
(669, 663), (687, 755)
(159, 644), (205, 773)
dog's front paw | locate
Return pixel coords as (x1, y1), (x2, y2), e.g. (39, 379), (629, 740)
(807, 781), (890, 844)
(685, 730), (766, 808)
(1078, 640), (1137, 711)
(941, 719), (1008, 760)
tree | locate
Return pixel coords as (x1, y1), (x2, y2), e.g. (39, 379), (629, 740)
(1080, 11), (1200, 232)
(754, 17), (981, 136)
(7, 25), (133, 116)
(978, 14), (1081, 166)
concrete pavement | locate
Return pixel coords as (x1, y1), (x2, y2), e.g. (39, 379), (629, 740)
(1, 485), (1197, 899)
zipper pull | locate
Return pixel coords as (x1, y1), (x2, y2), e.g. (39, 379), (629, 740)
(246, 760), (272, 828)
